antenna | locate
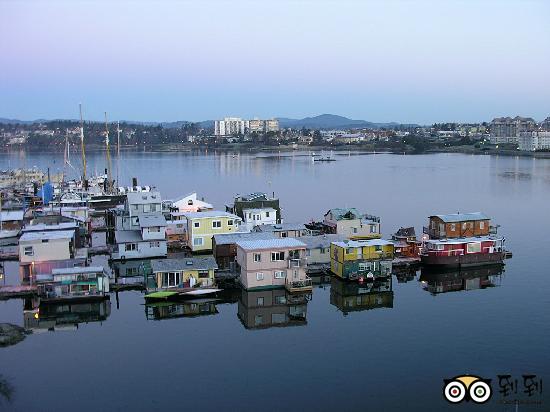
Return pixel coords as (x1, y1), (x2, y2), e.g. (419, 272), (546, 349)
(79, 103), (87, 182)
(104, 112), (113, 193)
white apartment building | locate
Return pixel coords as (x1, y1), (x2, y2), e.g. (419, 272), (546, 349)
(518, 131), (550, 152)
(214, 117), (280, 136)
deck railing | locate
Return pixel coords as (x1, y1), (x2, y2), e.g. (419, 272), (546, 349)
(286, 277), (312, 290)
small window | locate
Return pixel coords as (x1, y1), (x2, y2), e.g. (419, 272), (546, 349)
(149, 226), (160, 232)
(143, 204), (151, 213)
(256, 272), (264, 281)
(41, 239), (49, 243)
(257, 297), (264, 306)
(320, 247), (326, 254)
(125, 243), (137, 251)
(346, 248), (353, 254)
(450, 223), (456, 231)
(24, 246), (34, 256)
(274, 270), (286, 279)
(253, 253), (261, 262)
(265, 211), (270, 217)
(479, 221), (485, 229)
(271, 251), (285, 261)
(212, 220), (222, 228)
(228, 220), (233, 226)
(193, 221), (200, 228)
(352, 227), (358, 234)
(193, 237), (203, 246)
(149, 241), (160, 248)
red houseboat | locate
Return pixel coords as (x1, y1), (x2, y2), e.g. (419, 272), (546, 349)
(421, 212), (506, 268)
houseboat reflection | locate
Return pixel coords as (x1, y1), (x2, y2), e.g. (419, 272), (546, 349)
(330, 277), (393, 315)
(419, 264), (504, 295)
(145, 299), (219, 320)
(23, 298), (111, 332)
(237, 288), (310, 329)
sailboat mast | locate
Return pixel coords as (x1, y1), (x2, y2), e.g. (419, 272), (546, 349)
(117, 121), (121, 187)
(79, 103), (87, 182)
(104, 112), (113, 193)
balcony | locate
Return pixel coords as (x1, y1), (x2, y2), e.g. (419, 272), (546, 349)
(288, 258), (307, 269)
(285, 277), (313, 293)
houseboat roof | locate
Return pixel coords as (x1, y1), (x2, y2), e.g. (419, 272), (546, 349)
(430, 212), (490, 223)
(0, 210), (24, 221)
(236, 238), (306, 251)
(332, 239), (393, 248)
(252, 223), (305, 232)
(183, 211), (242, 220)
(126, 191), (161, 205)
(425, 235), (503, 245)
(150, 257), (218, 272)
(115, 230), (142, 243)
(22, 221), (78, 232)
(236, 192), (272, 202)
(139, 214), (167, 228)
(213, 232), (275, 245)
(242, 207), (277, 214)
(52, 266), (105, 275)
(325, 208), (361, 220)
(19, 230), (75, 242)
(299, 234), (346, 249)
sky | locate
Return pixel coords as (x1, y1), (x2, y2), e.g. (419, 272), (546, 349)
(0, 0), (549, 124)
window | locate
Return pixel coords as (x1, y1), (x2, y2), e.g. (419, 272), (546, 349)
(271, 251), (285, 261)
(228, 220), (233, 226)
(41, 239), (49, 243)
(149, 241), (160, 248)
(375, 245), (382, 252)
(193, 237), (203, 246)
(370, 225), (377, 233)
(162, 272), (180, 287)
(198, 271), (210, 279)
(24, 246), (34, 256)
(149, 226), (160, 233)
(265, 211), (270, 217)
(281, 232), (288, 238)
(274, 295), (286, 304)
(346, 248), (353, 254)
(127, 267), (138, 276)
(479, 221), (485, 229)
(193, 221), (200, 228)
(274, 270), (286, 279)
(352, 227), (358, 234)
(253, 253), (261, 262)
(143, 204), (151, 213)
(467, 242), (482, 253)
(257, 297), (264, 306)
(450, 223), (456, 231)
(132, 204), (138, 212)
(125, 243), (137, 251)
(254, 315), (263, 326)
(256, 272), (264, 281)
(320, 247), (326, 254)
(212, 220), (222, 228)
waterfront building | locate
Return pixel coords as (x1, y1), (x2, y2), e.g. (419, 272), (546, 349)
(518, 131), (550, 151)
(323, 208), (381, 239)
(35, 266), (110, 302)
(237, 288), (309, 329)
(0, 210), (24, 238)
(235, 237), (312, 292)
(214, 117), (246, 136)
(113, 191), (167, 260)
(489, 116), (536, 144)
(19, 230), (76, 264)
(252, 223), (306, 238)
(241, 207), (278, 231)
(421, 212), (505, 267)
(149, 257), (218, 291)
(330, 239), (394, 280)
(226, 192), (281, 223)
(391, 227), (420, 258)
(184, 211), (242, 252)
(299, 234), (346, 274)
(212, 232), (276, 271)
(330, 277), (393, 315)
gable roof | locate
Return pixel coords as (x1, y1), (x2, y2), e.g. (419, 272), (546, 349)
(236, 238), (306, 251)
(150, 257), (218, 272)
(213, 232), (275, 245)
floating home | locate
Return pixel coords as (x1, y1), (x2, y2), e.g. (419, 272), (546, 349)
(330, 239), (394, 281)
(184, 211), (242, 253)
(241, 207), (278, 232)
(252, 223), (306, 238)
(235, 238), (312, 293)
(35, 266), (110, 302)
(237, 288), (309, 329)
(172, 192), (213, 213)
(323, 208), (381, 239)
(212, 232), (276, 271)
(0, 210), (24, 239)
(148, 257), (218, 292)
(421, 212), (506, 267)
(299, 234), (346, 274)
(226, 192), (282, 224)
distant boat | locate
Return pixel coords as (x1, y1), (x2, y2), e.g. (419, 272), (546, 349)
(312, 155), (336, 162)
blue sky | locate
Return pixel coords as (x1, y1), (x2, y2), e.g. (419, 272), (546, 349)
(0, 0), (549, 124)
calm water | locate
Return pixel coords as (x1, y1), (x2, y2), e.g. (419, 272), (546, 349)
(1, 150), (549, 411)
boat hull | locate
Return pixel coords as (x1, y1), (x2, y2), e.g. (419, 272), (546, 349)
(421, 252), (505, 268)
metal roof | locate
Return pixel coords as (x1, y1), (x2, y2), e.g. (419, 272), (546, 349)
(115, 230), (142, 243)
(183, 211), (242, 220)
(242, 207), (277, 214)
(126, 191), (162, 205)
(139, 214), (167, 228)
(332, 239), (393, 248)
(150, 257), (218, 272)
(236, 238), (306, 251)
(0, 210), (24, 221)
(253, 223), (305, 232)
(52, 266), (105, 275)
(22, 222), (78, 232)
(19, 230), (75, 242)
(299, 234), (347, 249)
(213, 232), (275, 245)
(430, 212), (490, 223)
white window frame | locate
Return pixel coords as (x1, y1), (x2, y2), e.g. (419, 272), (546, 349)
(24, 246), (34, 256)
(271, 251), (285, 261)
(253, 253), (261, 262)
(256, 272), (264, 281)
(193, 237), (203, 246)
(274, 270), (286, 279)
(212, 220), (222, 229)
(193, 221), (200, 228)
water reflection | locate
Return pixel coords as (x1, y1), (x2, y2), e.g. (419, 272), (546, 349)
(145, 299), (219, 320)
(237, 289), (310, 329)
(418, 264), (504, 295)
(330, 277), (393, 315)
(23, 299), (111, 332)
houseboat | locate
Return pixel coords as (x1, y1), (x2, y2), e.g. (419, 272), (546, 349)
(330, 239), (394, 281)
(421, 212), (506, 267)
(0, 210), (24, 239)
(35, 266), (110, 303)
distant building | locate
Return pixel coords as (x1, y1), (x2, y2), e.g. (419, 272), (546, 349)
(226, 192), (281, 223)
(214, 117), (279, 136)
(518, 131), (550, 151)
(541, 116), (550, 131)
(489, 116), (536, 144)
(184, 211), (242, 252)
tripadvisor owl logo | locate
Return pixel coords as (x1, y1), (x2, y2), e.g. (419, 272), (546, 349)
(443, 375), (492, 404)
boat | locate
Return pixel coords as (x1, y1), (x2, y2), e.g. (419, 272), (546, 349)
(421, 212), (507, 268)
(144, 288), (222, 301)
(312, 155), (336, 162)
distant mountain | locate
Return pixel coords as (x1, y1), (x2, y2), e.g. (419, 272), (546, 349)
(276, 114), (398, 129)
(0, 118), (49, 125)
